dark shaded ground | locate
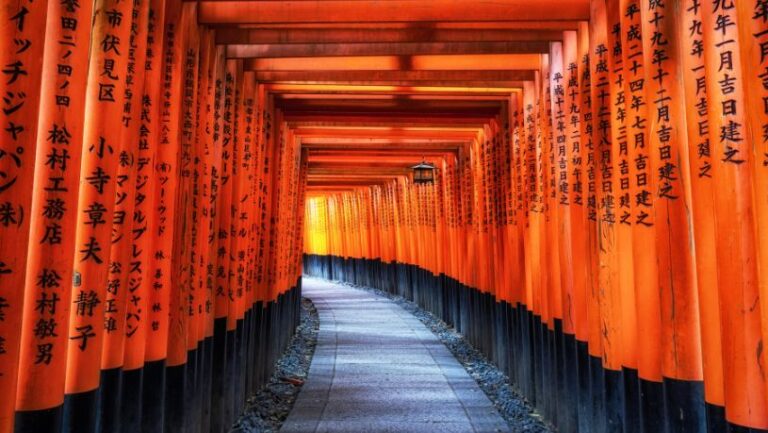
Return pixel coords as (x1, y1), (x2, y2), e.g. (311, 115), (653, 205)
(231, 297), (320, 433)
(341, 281), (553, 433)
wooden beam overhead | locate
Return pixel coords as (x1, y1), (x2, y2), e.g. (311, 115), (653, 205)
(277, 93), (509, 101)
(276, 98), (502, 113)
(293, 127), (478, 140)
(263, 80), (526, 88)
(305, 189), (367, 195)
(287, 119), (490, 129)
(253, 70), (534, 83)
(283, 111), (495, 122)
(265, 83), (521, 101)
(300, 141), (464, 150)
(226, 41), (550, 58)
(216, 21), (582, 30)
(308, 158), (442, 166)
(306, 176), (405, 182)
(308, 149), (458, 158)
(245, 54), (542, 71)
(216, 28), (565, 45)
(308, 167), (414, 176)
(198, 1), (590, 24)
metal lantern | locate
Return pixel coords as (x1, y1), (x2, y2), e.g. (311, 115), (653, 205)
(411, 159), (436, 184)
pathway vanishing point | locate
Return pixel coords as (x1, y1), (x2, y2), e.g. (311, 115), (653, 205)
(281, 278), (511, 433)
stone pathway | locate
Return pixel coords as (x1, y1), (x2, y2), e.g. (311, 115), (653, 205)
(281, 278), (510, 433)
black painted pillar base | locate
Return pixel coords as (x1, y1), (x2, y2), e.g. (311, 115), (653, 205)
(576, 340), (591, 433)
(639, 378), (666, 433)
(210, 316), (229, 433)
(185, 347), (199, 433)
(705, 403), (726, 433)
(604, 367), (625, 433)
(589, 355), (607, 433)
(623, 367), (641, 433)
(560, 333), (578, 433)
(119, 367), (143, 433)
(200, 336), (214, 433)
(233, 318), (245, 416)
(141, 359), (166, 433)
(97, 367), (123, 433)
(663, 377), (706, 433)
(62, 388), (99, 433)
(163, 362), (186, 433)
(14, 406), (63, 433)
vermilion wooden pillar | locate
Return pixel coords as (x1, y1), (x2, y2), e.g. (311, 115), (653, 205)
(0, 1), (47, 432)
(210, 57), (237, 433)
(205, 45), (229, 433)
(163, 5), (198, 431)
(605, 5), (641, 430)
(129, 1), (166, 432)
(62, 1), (134, 431)
(99, 1), (149, 432)
(578, 17), (605, 430)
(141, 0), (183, 429)
(563, 29), (591, 433)
(590, 2), (621, 431)
(640, 1), (705, 431)
(120, 0), (162, 428)
(228, 64), (251, 418)
(680, 1), (726, 431)
(737, 4), (768, 426)
(701, 0), (768, 431)
(13, 1), (90, 432)
(190, 29), (218, 433)
(198, 42), (225, 433)
(617, 2), (665, 432)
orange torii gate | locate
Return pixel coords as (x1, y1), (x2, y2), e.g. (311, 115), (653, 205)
(1, 1), (768, 433)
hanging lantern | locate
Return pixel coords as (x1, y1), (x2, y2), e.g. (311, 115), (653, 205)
(411, 159), (436, 184)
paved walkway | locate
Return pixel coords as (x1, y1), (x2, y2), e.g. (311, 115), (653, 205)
(281, 278), (510, 433)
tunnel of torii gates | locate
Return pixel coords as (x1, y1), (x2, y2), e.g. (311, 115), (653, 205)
(0, 0), (766, 432)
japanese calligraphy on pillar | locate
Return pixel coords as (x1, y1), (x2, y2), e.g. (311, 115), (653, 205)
(608, 0), (640, 378)
(640, 0), (702, 391)
(122, 0), (160, 370)
(166, 1), (197, 368)
(193, 31), (217, 344)
(102, 0), (149, 373)
(65, 0), (135, 396)
(0, 1), (47, 429)
(619, 0), (664, 387)
(681, 0), (725, 410)
(204, 46), (225, 322)
(124, 0), (166, 372)
(591, 0), (623, 371)
(145, 0), (183, 364)
(580, 27), (597, 224)
(238, 73), (256, 316)
(214, 60), (236, 320)
(562, 30), (588, 341)
(701, 0), (768, 428)
(14, 0), (92, 415)
(227, 63), (244, 326)
(551, 45), (569, 209)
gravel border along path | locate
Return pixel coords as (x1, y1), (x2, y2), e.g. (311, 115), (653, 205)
(231, 297), (320, 433)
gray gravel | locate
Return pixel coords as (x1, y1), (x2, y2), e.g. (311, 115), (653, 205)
(230, 297), (320, 433)
(336, 281), (553, 433)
